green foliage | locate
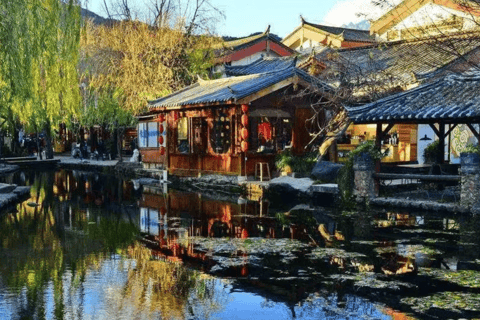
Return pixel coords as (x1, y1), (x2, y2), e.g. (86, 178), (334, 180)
(0, 0), (81, 155)
(336, 141), (386, 207)
(79, 88), (137, 129)
(423, 140), (443, 164)
(275, 149), (318, 175)
(461, 143), (480, 155)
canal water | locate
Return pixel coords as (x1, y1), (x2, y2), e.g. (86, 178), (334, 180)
(0, 170), (479, 319)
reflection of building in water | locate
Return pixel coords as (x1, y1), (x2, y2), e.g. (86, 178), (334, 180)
(139, 190), (276, 240)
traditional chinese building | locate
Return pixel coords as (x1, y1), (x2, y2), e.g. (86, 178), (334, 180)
(137, 65), (333, 176)
(282, 17), (376, 53)
(370, 0), (480, 41)
(316, 32), (480, 163)
(214, 26), (296, 74)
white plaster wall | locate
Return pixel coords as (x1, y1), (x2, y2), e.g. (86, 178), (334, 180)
(379, 3), (478, 39)
(417, 124), (480, 164)
(231, 50), (280, 66)
(417, 124), (436, 164)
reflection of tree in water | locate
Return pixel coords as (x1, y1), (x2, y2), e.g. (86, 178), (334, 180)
(0, 170), (139, 319)
(107, 243), (228, 320)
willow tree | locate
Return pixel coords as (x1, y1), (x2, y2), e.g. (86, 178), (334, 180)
(79, 16), (220, 159)
(0, 0), (36, 154)
(0, 0), (81, 159)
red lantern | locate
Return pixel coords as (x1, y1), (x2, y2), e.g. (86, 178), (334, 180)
(241, 141), (248, 152)
(160, 207), (166, 216)
(159, 124), (164, 133)
(159, 114), (165, 122)
(241, 114), (249, 126)
(241, 104), (249, 113)
(240, 128), (249, 140)
(173, 111), (179, 121)
(160, 146), (165, 155)
(158, 135), (164, 145)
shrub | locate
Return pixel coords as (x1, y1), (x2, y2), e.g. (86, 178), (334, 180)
(336, 141), (386, 207)
(275, 149), (318, 175)
(423, 140), (443, 164)
(461, 143), (480, 154)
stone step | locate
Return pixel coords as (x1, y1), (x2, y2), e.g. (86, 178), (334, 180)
(0, 183), (17, 194)
(309, 183), (339, 194)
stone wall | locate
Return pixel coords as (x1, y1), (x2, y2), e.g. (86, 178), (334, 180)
(353, 152), (376, 201)
(460, 153), (480, 213)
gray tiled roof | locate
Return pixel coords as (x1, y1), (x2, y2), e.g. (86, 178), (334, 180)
(148, 66), (332, 108)
(318, 35), (480, 87)
(304, 21), (376, 43)
(215, 33), (294, 59)
(224, 56), (297, 76)
(346, 71), (480, 123)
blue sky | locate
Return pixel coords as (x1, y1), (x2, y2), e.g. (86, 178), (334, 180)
(83, 0), (383, 38)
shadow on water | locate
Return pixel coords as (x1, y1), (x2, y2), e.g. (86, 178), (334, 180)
(0, 170), (479, 319)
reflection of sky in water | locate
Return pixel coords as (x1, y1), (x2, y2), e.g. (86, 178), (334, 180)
(0, 256), (393, 320)
(214, 285), (392, 320)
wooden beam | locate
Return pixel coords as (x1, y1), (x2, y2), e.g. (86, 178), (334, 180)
(376, 123), (382, 148)
(433, 0), (480, 17)
(382, 123), (395, 137)
(429, 123), (441, 138)
(438, 123), (445, 164)
(370, 0), (429, 35)
(236, 77), (295, 105)
(445, 123), (458, 137)
(467, 123), (480, 141)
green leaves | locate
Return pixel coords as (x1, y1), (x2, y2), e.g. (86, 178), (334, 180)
(0, 0), (81, 134)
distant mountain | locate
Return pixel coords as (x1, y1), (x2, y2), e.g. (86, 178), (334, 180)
(80, 7), (116, 25)
(341, 20), (370, 30)
(223, 32), (282, 42)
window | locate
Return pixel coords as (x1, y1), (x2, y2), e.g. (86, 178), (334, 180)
(148, 122), (159, 148)
(177, 117), (189, 153)
(138, 123), (147, 148)
(209, 114), (232, 154)
(249, 117), (291, 153)
(138, 122), (159, 148)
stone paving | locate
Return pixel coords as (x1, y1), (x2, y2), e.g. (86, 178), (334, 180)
(54, 154), (119, 167)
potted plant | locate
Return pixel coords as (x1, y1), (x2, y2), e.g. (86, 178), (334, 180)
(460, 143), (480, 175)
(423, 140), (443, 164)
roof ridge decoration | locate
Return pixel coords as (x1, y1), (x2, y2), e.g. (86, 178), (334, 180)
(264, 25), (271, 35)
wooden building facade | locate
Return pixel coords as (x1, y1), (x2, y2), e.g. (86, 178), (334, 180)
(138, 66), (333, 176)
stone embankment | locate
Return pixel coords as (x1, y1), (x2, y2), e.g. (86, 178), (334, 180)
(0, 164), (30, 212)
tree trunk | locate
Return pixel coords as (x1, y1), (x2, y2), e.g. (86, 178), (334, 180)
(44, 121), (54, 159)
(36, 132), (41, 160)
(117, 127), (123, 162)
(11, 126), (21, 155)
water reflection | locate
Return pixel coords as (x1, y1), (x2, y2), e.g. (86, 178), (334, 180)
(0, 170), (479, 319)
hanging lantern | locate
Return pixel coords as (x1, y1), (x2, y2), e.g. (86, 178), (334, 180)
(241, 104), (249, 113)
(158, 135), (164, 145)
(159, 114), (165, 122)
(160, 207), (166, 216)
(241, 141), (248, 152)
(173, 111), (179, 121)
(160, 146), (166, 155)
(240, 127), (249, 140)
(159, 124), (164, 134)
(241, 114), (249, 126)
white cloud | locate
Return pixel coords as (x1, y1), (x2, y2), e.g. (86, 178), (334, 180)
(322, 0), (401, 27)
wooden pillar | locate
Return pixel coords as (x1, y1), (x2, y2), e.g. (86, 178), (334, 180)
(375, 124), (383, 193)
(375, 123), (382, 149)
(439, 123), (445, 164)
